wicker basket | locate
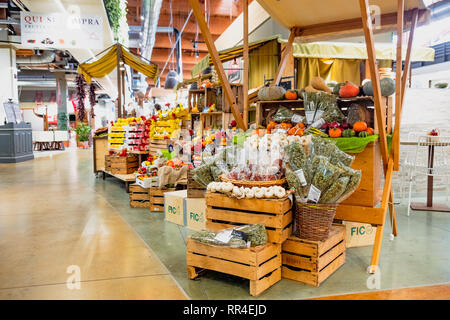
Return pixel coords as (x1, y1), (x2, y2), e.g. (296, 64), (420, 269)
(294, 202), (337, 241)
(219, 174), (286, 188)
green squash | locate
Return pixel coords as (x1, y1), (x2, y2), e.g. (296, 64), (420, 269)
(333, 83), (345, 95)
(258, 85), (286, 101)
(359, 131), (370, 138)
(362, 78), (395, 96)
(342, 129), (356, 138)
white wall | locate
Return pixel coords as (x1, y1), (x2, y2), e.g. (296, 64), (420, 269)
(0, 46), (18, 124)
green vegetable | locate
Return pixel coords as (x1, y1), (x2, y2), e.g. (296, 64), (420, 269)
(359, 131), (370, 138)
(342, 129), (356, 138)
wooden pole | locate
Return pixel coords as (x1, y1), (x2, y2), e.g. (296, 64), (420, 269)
(243, 0), (249, 127)
(116, 43), (122, 119)
(272, 28), (296, 85)
(359, 0), (389, 168)
(391, 8), (418, 172)
(121, 69), (126, 117)
(188, 0), (247, 130)
(393, 0), (404, 171)
(359, 0), (397, 273)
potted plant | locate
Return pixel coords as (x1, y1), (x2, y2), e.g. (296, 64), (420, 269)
(74, 123), (91, 148)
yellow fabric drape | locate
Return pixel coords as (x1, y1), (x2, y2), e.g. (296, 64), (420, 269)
(249, 40), (279, 89)
(77, 46), (118, 83)
(296, 58), (360, 88)
(329, 59), (361, 85)
(77, 44), (158, 83)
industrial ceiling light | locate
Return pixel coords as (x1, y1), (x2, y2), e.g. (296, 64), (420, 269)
(164, 70), (178, 89)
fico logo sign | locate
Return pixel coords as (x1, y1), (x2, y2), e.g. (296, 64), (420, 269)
(189, 212), (203, 222)
(168, 205), (177, 214)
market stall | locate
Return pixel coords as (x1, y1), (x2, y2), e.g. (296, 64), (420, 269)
(186, 0), (430, 287)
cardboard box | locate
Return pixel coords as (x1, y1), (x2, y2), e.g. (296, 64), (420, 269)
(343, 222), (376, 248)
(164, 190), (187, 226)
(184, 197), (206, 231)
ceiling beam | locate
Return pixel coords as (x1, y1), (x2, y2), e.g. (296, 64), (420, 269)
(159, 0), (244, 17)
(157, 13), (231, 35)
(153, 33), (209, 52)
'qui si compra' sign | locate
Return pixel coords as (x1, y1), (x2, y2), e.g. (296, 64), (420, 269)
(20, 11), (103, 49)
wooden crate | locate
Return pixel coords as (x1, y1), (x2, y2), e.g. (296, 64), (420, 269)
(129, 183), (150, 208)
(105, 154), (111, 172)
(110, 156), (138, 175)
(341, 141), (382, 207)
(186, 238), (282, 297)
(149, 139), (172, 156)
(149, 187), (176, 212)
(282, 224), (346, 287)
(205, 192), (293, 244)
(187, 169), (206, 198)
(222, 84), (244, 113)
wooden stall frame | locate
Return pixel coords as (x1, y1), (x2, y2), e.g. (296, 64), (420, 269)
(190, 0), (424, 273)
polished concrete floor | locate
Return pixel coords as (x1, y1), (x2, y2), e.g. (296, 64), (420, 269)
(0, 149), (187, 299)
(1, 149), (449, 299)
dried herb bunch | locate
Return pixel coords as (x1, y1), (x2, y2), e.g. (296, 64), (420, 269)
(89, 83), (96, 118)
(75, 74), (87, 121)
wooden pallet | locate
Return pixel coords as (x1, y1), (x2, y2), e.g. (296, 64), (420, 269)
(186, 238), (282, 296)
(205, 192), (293, 244)
(187, 169), (206, 198)
(149, 187), (176, 212)
(109, 155), (138, 175)
(281, 224), (346, 287)
(129, 183), (150, 208)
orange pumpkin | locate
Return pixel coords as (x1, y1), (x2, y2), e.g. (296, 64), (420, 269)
(353, 121), (368, 132)
(296, 122), (306, 129)
(366, 127), (374, 135)
(329, 128), (342, 138)
(280, 122), (293, 129)
(287, 127), (297, 135)
(295, 129), (304, 136)
(285, 90), (298, 100)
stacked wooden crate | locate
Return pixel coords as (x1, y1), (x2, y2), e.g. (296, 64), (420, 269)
(129, 184), (150, 208)
(281, 224), (346, 287)
(109, 155), (138, 175)
(149, 187), (176, 212)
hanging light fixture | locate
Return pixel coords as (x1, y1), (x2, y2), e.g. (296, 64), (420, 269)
(164, 70), (178, 89)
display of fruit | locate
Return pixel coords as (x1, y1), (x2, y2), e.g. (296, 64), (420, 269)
(366, 127), (374, 135)
(339, 81), (360, 98)
(359, 131), (370, 138)
(119, 149), (127, 157)
(258, 85), (286, 101)
(342, 129), (356, 137)
(428, 128), (440, 136)
(285, 90), (298, 100)
(352, 121), (368, 132)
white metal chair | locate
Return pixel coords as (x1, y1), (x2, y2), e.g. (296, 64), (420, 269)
(398, 132), (428, 201)
(407, 135), (450, 216)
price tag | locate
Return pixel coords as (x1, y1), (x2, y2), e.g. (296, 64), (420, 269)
(310, 118), (326, 129)
(307, 184), (321, 203)
(295, 169), (307, 187)
(305, 111), (315, 124)
(291, 114), (304, 124)
(214, 229), (233, 244)
(231, 229), (248, 242)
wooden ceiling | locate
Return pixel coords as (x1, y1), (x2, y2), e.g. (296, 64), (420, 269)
(128, 0), (246, 87)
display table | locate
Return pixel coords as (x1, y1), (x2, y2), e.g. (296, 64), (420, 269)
(0, 122), (34, 163)
(401, 140), (450, 212)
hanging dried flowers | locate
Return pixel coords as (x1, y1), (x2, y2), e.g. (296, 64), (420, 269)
(89, 83), (96, 118)
(75, 74), (86, 121)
